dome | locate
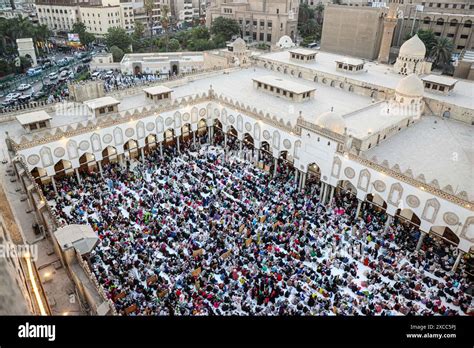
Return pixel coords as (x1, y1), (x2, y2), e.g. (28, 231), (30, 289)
(395, 73), (424, 97)
(231, 38), (247, 52)
(277, 35), (295, 48)
(315, 111), (346, 134)
(399, 34), (426, 58)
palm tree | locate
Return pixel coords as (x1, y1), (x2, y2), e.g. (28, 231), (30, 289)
(314, 3), (325, 26)
(160, 4), (170, 51)
(160, 4), (170, 32)
(144, 0), (155, 37)
(430, 37), (454, 70)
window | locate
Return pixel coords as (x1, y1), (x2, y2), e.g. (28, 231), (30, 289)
(38, 121), (46, 128)
(267, 21), (272, 28)
(436, 18), (444, 25)
(465, 21), (472, 28)
(267, 34), (272, 42)
(450, 20), (457, 27)
(423, 17), (430, 24)
(259, 33), (264, 41)
(30, 123), (37, 130)
(99, 108), (105, 114)
(108, 106), (114, 112)
(460, 34), (468, 39)
(457, 45), (465, 50)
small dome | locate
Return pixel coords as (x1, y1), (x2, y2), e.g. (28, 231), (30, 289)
(399, 34), (426, 58)
(277, 35), (295, 48)
(231, 38), (247, 52)
(315, 111), (346, 134)
(395, 73), (424, 97)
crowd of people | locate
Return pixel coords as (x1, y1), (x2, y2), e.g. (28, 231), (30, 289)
(101, 72), (166, 93)
(43, 133), (473, 316)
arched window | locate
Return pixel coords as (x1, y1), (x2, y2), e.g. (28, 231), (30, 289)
(423, 17), (430, 24)
(464, 20), (472, 28)
(450, 19), (458, 27)
(436, 18), (444, 26)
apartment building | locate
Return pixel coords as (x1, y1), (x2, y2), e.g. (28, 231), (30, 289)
(35, 0), (162, 36)
(206, 0), (299, 45)
(395, 0), (474, 53)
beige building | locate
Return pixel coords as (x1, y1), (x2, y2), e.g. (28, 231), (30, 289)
(205, 0), (299, 45)
(321, 4), (386, 60)
(395, 0), (474, 53)
(35, 0), (157, 36)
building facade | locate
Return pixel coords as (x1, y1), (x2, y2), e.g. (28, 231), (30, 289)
(34, 0), (168, 36)
(321, 4), (386, 60)
(395, 0), (474, 54)
(205, 0), (299, 45)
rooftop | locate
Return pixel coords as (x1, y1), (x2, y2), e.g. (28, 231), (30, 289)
(54, 224), (99, 255)
(422, 74), (458, 87)
(16, 110), (51, 126)
(259, 49), (474, 109)
(252, 75), (316, 94)
(143, 86), (173, 95)
(335, 57), (365, 66)
(83, 96), (120, 110)
(365, 116), (474, 200)
(289, 48), (318, 56)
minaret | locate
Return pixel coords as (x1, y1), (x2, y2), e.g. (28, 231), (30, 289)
(377, 2), (399, 64)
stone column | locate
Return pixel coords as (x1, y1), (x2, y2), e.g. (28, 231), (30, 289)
(416, 231), (427, 251)
(98, 161), (104, 179)
(355, 199), (362, 218)
(159, 143), (163, 157)
(177, 136), (181, 153)
(224, 133), (227, 149)
(329, 185), (335, 203)
(321, 182), (327, 203)
(75, 168), (81, 184)
(451, 250), (464, 273)
(384, 215), (393, 232)
(301, 172), (306, 190)
(140, 147), (145, 162)
(208, 126), (212, 144)
(50, 176), (58, 195)
(193, 131), (196, 146)
(273, 157), (278, 177)
(295, 169), (299, 188)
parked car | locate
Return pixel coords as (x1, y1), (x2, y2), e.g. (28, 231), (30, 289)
(59, 66), (70, 72)
(91, 71), (102, 80)
(60, 70), (70, 78)
(32, 90), (46, 100)
(18, 94), (32, 103)
(1, 99), (16, 107)
(17, 83), (32, 91)
(104, 70), (114, 78)
(5, 92), (21, 100)
(48, 72), (58, 80)
(81, 56), (92, 63)
(27, 67), (43, 76)
(56, 58), (69, 66)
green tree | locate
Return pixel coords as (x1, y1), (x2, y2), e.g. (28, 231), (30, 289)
(298, 4), (315, 27)
(72, 21), (95, 46)
(299, 19), (320, 38)
(109, 45), (125, 62)
(144, 0), (154, 37)
(105, 27), (131, 51)
(210, 17), (240, 41)
(160, 4), (170, 32)
(430, 37), (454, 70)
(168, 38), (181, 51)
(133, 21), (145, 40)
(190, 26), (210, 41)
